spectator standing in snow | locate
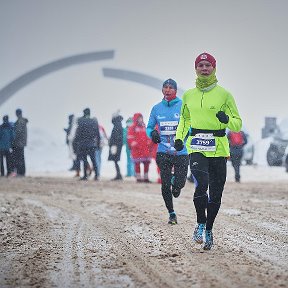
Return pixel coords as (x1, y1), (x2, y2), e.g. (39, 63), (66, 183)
(73, 108), (100, 180)
(12, 109), (28, 176)
(128, 113), (152, 183)
(227, 130), (247, 182)
(108, 111), (124, 180)
(64, 114), (77, 171)
(123, 117), (135, 177)
(68, 115), (82, 178)
(0, 115), (15, 176)
(96, 124), (109, 177)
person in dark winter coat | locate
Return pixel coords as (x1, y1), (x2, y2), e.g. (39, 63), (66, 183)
(12, 109), (28, 176)
(0, 115), (15, 176)
(73, 108), (100, 180)
(64, 114), (77, 171)
(108, 111), (123, 180)
(64, 114), (74, 145)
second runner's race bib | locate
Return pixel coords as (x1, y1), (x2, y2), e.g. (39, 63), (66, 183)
(159, 121), (178, 136)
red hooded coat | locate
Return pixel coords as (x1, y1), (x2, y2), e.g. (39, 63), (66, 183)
(127, 113), (152, 161)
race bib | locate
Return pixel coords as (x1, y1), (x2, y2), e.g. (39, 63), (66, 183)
(190, 133), (216, 151)
(159, 121), (178, 136)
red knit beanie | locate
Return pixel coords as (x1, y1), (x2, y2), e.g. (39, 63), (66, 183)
(195, 52), (216, 68)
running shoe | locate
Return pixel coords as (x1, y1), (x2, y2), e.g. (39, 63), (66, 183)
(193, 223), (205, 244)
(203, 230), (213, 250)
(168, 212), (177, 225)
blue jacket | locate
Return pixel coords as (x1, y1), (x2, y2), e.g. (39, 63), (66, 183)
(0, 122), (15, 150)
(146, 97), (188, 155)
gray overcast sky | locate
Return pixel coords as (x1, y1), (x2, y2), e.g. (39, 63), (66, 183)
(0, 0), (288, 140)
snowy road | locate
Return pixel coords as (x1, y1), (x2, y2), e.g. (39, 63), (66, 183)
(0, 177), (287, 287)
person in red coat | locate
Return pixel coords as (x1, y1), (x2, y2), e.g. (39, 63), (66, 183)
(127, 113), (152, 182)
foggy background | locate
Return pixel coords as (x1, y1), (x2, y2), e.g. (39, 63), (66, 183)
(1, 0), (288, 173)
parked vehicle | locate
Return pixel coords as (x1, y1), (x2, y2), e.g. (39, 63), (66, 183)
(266, 118), (288, 166)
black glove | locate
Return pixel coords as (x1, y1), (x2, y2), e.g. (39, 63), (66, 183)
(174, 139), (184, 151)
(216, 111), (229, 124)
(151, 130), (161, 144)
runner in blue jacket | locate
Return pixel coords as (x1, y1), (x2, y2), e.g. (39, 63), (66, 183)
(146, 79), (189, 224)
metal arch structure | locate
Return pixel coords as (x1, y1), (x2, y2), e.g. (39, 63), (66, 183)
(102, 68), (185, 96)
(0, 51), (186, 107)
(0, 50), (115, 106)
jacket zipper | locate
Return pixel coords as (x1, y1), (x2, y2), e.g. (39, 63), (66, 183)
(201, 91), (205, 108)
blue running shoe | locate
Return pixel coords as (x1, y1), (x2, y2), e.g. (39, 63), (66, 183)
(203, 230), (213, 250)
(193, 223), (205, 244)
(168, 212), (177, 225)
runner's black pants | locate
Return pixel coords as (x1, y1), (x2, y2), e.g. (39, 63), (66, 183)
(190, 152), (227, 230)
(156, 153), (189, 213)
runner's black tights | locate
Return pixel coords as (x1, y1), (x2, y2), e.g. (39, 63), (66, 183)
(190, 152), (227, 230)
(156, 153), (189, 213)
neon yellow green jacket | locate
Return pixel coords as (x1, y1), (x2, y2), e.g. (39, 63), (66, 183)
(176, 85), (242, 157)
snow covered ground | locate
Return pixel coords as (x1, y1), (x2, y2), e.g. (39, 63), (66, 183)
(25, 127), (288, 183)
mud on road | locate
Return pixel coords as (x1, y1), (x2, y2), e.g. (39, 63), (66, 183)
(0, 177), (287, 288)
